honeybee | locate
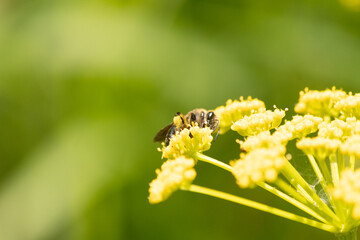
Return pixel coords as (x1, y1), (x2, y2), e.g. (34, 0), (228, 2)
(153, 109), (220, 146)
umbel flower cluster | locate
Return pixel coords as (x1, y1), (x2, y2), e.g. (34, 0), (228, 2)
(149, 87), (360, 239)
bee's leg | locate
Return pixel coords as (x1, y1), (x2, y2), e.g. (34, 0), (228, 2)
(213, 127), (220, 141)
(175, 112), (188, 128)
(212, 120), (220, 142)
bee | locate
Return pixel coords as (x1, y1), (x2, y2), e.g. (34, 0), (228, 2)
(153, 109), (220, 146)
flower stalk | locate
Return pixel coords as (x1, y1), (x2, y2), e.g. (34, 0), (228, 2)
(184, 184), (337, 233)
(336, 227), (358, 240)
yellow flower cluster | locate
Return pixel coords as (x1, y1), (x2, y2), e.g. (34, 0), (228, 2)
(231, 109), (286, 136)
(149, 157), (196, 204)
(231, 147), (286, 188)
(239, 131), (282, 152)
(296, 137), (341, 160)
(161, 125), (213, 159)
(214, 97), (265, 134)
(334, 94), (360, 119)
(273, 115), (323, 142)
(295, 87), (347, 118)
(332, 169), (360, 219)
(231, 132), (286, 188)
(340, 135), (360, 158)
(346, 117), (360, 134)
(318, 119), (352, 139)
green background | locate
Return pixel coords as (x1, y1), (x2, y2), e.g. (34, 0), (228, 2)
(1, 0), (360, 239)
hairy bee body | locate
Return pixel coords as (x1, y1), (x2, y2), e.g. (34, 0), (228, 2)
(154, 109), (220, 146)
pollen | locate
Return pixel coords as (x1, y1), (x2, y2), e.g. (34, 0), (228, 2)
(173, 115), (183, 127)
(332, 169), (360, 219)
(148, 157), (196, 204)
(296, 137), (341, 160)
(161, 125), (213, 159)
(231, 109), (286, 136)
(273, 115), (323, 142)
(334, 93), (360, 119)
(214, 97), (266, 134)
(294, 87), (347, 118)
(231, 147), (287, 188)
(340, 135), (360, 158)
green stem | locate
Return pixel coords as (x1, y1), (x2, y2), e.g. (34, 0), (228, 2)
(336, 227), (358, 240)
(196, 153), (333, 227)
(275, 178), (308, 205)
(196, 153), (232, 172)
(307, 155), (338, 215)
(183, 184), (337, 233)
(318, 160), (332, 184)
(329, 154), (347, 222)
(330, 154), (340, 187)
(338, 153), (345, 174)
(257, 182), (329, 224)
(282, 161), (342, 228)
(350, 155), (356, 171)
(274, 178), (341, 226)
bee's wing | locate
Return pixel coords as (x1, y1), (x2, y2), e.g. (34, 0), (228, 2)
(153, 123), (173, 142)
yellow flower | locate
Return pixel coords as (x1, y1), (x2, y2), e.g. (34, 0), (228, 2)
(334, 94), (360, 119)
(161, 125), (213, 159)
(318, 119), (352, 139)
(273, 115), (323, 142)
(340, 135), (360, 158)
(232, 131), (286, 188)
(148, 157), (196, 204)
(332, 169), (360, 219)
(231, 109), (285, 136)
(296, 137), (341, 160)
(346, 117), (360, 135)
(214, 97), (266, 134)
(294, 87), (347, 118)
(239, 131), (284, 152)
(231, 147), (287, 188)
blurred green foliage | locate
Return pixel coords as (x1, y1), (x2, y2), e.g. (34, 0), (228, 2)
(0, 0), (360, 239)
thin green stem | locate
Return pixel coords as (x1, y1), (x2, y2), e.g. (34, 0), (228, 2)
(330, 154), (340, 187)
(196, 153), (232, 172)
(350, 155), (356, 171)
(274, 178), (341, 226)
(183, 184), (337, 233)
(318, 160), (332, 184)
(282, 161), (342, 228)
(258, 182), (329, 224)
(275, 178), (308, 205)
(335, 227), (358, 240)
(307, 155), (338, 214)
(196, 153), (333, 224)
(329, 154), (347, 222)
(338, 152), (345, 174)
